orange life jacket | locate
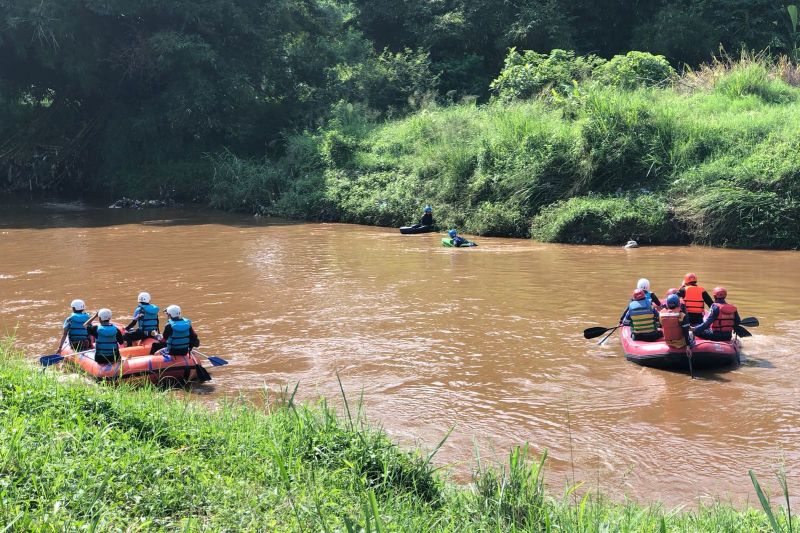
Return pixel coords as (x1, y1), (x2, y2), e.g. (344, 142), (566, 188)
(659, 308), (687, 349)
(711, 303), (737, 333)
(683, 284), (706, 314)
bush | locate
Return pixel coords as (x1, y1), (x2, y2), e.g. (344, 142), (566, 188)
(674, 188), (800, 248)
(490, 48), (604, 101)
(208, 150), (285, 213)
(596, 51), (675, 89)
(466, 201), (528, 237)
(530, 195), (677, 244)
(714, 63), (795, 103)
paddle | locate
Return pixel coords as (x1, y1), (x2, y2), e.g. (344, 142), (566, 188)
(686, 346), (694, 379)
(583, 326), (613, 339)
(740, 317), (759, 327)
(734, 325), (752, 337)
(192, 350), (229, 367)
(39, 348), (94, 367)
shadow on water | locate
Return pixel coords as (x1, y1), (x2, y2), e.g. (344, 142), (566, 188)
(0, 199), (307, 230)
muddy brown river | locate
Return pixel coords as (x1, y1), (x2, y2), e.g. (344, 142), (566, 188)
(1, 202), (798, 506)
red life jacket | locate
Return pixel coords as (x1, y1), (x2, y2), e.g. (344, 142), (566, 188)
(711, 303), (737, 333)
(684, 284), (706, 314)
(659, 308), (687, 349)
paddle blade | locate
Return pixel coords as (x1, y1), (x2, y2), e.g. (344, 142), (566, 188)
(39, 354), (65, 367)
(207, 356), (228, 366)
(583, 327), (610, 339)
(735, 325), (752, 338)
(196, 365), (212, 382)
(740, 317), (759, 327)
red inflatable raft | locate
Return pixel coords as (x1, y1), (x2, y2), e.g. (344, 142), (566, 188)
(621, 326), (741, 370)
(59, 328), (210, 386)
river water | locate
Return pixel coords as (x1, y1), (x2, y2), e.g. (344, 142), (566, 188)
(1, 202), (798, 506)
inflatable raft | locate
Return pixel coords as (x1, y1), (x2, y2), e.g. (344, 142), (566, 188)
(59, 328), (210, 386)
(621, 326), (740, 370)
(399, 225), (434, 234)
(442, 237), (477, 248)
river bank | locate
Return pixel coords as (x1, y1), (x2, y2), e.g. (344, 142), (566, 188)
(0, 339), (794, 530)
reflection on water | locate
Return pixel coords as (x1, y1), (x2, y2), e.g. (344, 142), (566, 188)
(0, 201), (798, 506)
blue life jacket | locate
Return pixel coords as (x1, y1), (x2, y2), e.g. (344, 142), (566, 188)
(95, 324), (119, 356)
(135, 303), (160, 333)
(65, 312), (90, 341)
(166, 318), (192, 353)
(627, 300), (658, 333)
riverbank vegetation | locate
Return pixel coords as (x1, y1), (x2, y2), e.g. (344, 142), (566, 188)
(1, 338), (797, 530)
(3, 2), (800, 248)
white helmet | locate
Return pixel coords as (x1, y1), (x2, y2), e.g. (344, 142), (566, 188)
(165, 305), (181, 318)
(138, 292), (151, 304)
(637, 278), (651, 291)
(70, 299), (86, 311)
(98, 308), (113, 321)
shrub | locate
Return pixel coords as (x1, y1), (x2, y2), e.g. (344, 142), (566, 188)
(466, 201), (528, 237)
(530, 194), (677, 244)
(490, 48), (604, 101)
(596, 51), (676, 89)
(208, 150), (285, 213)
(714, 63), (795, 103)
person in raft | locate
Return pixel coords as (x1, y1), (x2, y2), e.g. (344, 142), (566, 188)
(56, 299), (92, 353)
(621, 288), (662, 341)
(123, 291), (161, 346)
(678, 273), (713, 325)
(636, 278), (661, 308)
(148, 305), (200, 356)
(662, 287), (687, 312)
(417, 205), (433, 227)
(84, 308), (124, 364)
(693, 287), (741, 342)
(448, 229), (469, 247)
(659, 294), (693, 349)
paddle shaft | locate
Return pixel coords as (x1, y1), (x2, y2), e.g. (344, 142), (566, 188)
(598, 326), (619, 346)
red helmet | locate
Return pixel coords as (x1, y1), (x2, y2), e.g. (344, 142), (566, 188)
(683, 273), (697, 284)
(712, 286), (727, 299)
(632, 288), (646, 300)
(666, 287), (679, 296)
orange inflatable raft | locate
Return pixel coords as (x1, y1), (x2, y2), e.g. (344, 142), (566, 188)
(60, 327), (210, 386)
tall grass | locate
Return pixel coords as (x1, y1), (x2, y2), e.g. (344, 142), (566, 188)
(268, 54), (800, 248)
(2, 338), (800, 530)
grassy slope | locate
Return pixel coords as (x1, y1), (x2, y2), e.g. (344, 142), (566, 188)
(269, 62), (800, 248)
(0, 338), (795, 531)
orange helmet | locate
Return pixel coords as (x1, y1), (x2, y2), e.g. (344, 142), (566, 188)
(666, 287), (679, 296)
(632, 288), (646, 300)
(683, 273), (697, 284)
(712, 286), (727, 299)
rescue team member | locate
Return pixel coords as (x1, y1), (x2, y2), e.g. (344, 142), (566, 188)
(678, 273), (713, 325)
(637, 278), (661, 307)
(123, 291), (161, 347)
(448, 229), (469, 247)
(84, 308), (124, 364)
(148, 305), (200, 356)
(417, 205), (433, 227)
(621, 289), (663, 341)
(693, 287), (741, 341)
(56, 299), (91, 353)
(663, 288), (687, 313)
(659, 294), (692, 349)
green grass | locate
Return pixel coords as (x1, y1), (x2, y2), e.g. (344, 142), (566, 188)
(261, 58), (800, 248)
(2, 338), (799, 531)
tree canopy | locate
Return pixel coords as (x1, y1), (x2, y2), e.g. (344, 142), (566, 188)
(1, 0), (798, 196)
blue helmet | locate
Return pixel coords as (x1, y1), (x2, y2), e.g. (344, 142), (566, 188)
(666, 294), (680, 309)
(448, 229), (457, 238)
(424, 205), (432, 213)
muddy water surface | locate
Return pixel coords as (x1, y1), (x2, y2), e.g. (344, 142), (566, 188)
(1, 202), (798, 506)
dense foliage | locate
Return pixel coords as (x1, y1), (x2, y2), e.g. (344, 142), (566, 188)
(1, 339), (797, 530)
(2, 1), (800, 248)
